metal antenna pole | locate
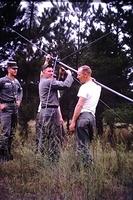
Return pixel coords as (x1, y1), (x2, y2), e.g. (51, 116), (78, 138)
(8, 27), (47, 55)
(8, 27), (133, 103)
(93, 80), (133, 103)
(56, 62), (133, 103)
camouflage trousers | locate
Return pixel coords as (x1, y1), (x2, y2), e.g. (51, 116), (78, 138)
(36, 108), (65, 162)
(0, 108), (17, 161)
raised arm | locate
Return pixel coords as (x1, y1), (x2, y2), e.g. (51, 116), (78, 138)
(51, 70), (73, 90)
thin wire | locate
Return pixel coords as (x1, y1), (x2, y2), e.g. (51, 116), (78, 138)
(8, 26), (131, 142)
(45, 56), (58, 110)
(8, 26), (111, 64)
(99, 99), (126, 123)
(57, 63), (133, 103)
(61, 32), (111, 61)
(8, 26), (47, 55)
(73, 76), (129, 123)
(38, 57), (58, 154)
(7, 26), (133, 103)
(93, 79), (133, 103)
(41, 56), (59, 126)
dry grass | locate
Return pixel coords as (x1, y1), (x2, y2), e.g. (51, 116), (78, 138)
(0, 124), (133, 200)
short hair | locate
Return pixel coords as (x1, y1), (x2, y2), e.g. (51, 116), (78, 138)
(41, 63), (52, 71)
(78, 65), (92, 75)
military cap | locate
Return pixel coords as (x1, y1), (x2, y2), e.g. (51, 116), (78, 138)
(7, 60), (18, 69)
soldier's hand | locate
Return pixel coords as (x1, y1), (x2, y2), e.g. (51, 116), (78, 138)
(0, 103), (6, 110)
(69, 121), (76, 132)
(66, 69), (72, 75)
(16, 100), (21, 107)
(59, 67), (66, 75)
(59, 116), (64, 124)
(45, 54), (51, 61)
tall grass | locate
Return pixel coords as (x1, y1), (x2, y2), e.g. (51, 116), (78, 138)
(0, 125), (133, 200)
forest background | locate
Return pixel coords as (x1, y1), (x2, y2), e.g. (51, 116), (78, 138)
(0, 0), (133, 132)
(0, 1), (133, 199)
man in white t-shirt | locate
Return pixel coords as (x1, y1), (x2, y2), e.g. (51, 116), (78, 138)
(69, 65), (101, 166)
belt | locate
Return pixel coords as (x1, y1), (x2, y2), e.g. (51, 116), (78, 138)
(0, 101), (16, 104)
(41, 105), (58, 108)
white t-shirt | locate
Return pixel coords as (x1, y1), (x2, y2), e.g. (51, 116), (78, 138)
(78, 80), (101, 116)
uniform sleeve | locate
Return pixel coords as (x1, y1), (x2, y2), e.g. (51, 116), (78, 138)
(51, 74), (73, 90)
(0, 78), (4, 90)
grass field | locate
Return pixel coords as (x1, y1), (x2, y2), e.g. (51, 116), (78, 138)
(0, 123), (133, 200)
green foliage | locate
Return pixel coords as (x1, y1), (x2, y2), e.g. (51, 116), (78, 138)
(102, 104), (133, 124)
(102, 109), (116, 125)
(114, 105), (133, 123)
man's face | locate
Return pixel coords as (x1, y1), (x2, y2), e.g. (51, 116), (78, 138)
(8, 67), (18, 77)
(77, 68), (86, 83)
(43, 67), (54, 78)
